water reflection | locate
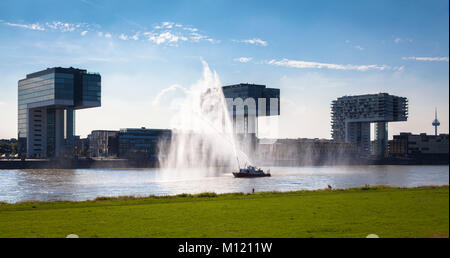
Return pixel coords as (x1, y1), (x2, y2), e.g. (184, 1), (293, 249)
(0, 165), (448, 203)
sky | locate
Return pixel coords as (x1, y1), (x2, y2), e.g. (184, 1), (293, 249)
(0, 0), (448, 140)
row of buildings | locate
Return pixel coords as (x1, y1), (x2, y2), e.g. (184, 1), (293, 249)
(84, 128), (171, 160)
(15, 67), (448, 164)
(388, 133), (449, 160)
(78, 130), (449, 164)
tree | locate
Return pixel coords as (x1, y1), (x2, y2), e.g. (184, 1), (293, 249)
(0, 142), (12, 155)
(11, 142), (18, 154)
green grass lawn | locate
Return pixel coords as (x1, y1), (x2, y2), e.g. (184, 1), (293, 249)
(0, 186), (448, 238)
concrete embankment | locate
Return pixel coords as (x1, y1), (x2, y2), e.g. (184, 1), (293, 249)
(0, 159), (159, 169)
(0, 156), (447, 169)
(258, 157), (449, 166)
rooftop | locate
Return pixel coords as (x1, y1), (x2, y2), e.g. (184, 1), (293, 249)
(21, 67), (99, 81)
(222, 83), (267, 89)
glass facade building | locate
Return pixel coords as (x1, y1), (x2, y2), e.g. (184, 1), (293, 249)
(221, 83), (280, 159)
(222, 83), (280, 135)
(117, 128), (172, 160)
(222, 83), (280, 118)
(18, 67), (101, 158)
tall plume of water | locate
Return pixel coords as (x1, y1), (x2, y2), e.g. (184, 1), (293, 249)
(157, 61), (251, 176)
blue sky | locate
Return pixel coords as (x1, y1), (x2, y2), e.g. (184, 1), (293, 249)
(0, 0), (448, 139)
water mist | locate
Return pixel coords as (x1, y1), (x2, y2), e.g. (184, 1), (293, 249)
(157, 61), (252, 177)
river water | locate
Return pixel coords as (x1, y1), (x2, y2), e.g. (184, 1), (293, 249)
(0, 165), (448, 203)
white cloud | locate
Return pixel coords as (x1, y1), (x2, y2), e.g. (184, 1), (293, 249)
(345, 40), (364, 50)
(45, 21), (77, 32)
(119, 34), (128, 40)
(4, 19), (220, 48)
(161, 21), (174, 29)
(131, 33), (139, 40)
(118, 33), (139, 41)
(3, 22), (45, 31)
(266, 58), (390, 71)
(394, 66), (405, 74)
(144, 22), (217, 45)
(402, 56), (449, 62)
(235, 38), (268, 47)
(234, 57), (253, 63)
(183, 27), (198, 32)
(148, 31), (179, 45)
(190, 32), (207, 42)
(394, 37), (413, 44)
(3, 20), (94, 34)
(206, 38), (220, 43)
(3, 19), (216, 46)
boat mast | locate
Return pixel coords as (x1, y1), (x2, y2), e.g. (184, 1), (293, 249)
(236, 155), (240, 170)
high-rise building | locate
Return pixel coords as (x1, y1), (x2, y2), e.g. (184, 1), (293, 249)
(331, 93), (408, 157)
(18, 67), (101, 158)
(222, 84), (280, 134)
(222, 83), (280, 156)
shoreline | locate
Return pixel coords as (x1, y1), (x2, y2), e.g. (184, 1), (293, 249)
(2, 185), (448, 205)
(0, 158), (448, 169)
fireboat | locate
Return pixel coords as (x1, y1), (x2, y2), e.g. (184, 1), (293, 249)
(233, 165), (271, 178)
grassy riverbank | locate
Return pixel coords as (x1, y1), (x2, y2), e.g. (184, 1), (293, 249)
(0, 186), (448, 238)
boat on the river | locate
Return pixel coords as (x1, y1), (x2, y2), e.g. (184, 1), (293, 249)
(232, 165), (271, 178)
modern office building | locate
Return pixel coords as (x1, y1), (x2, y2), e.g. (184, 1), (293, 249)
(331, 93), (408, 157)
(18, 67), (101, 158)
(87, 130), (118, 157)
(388, 133), (449, 159)
(222, 83), (280, 156)
(117, 128), (172, 160)
(222, 83), (280, 134)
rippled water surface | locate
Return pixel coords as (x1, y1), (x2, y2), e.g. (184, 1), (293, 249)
(0, 165), (448, 203)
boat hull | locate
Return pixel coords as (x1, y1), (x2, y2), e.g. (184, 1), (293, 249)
(232, 172), (271, 178)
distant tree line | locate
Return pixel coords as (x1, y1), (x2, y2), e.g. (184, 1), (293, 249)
(0, 139), (18, 155)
